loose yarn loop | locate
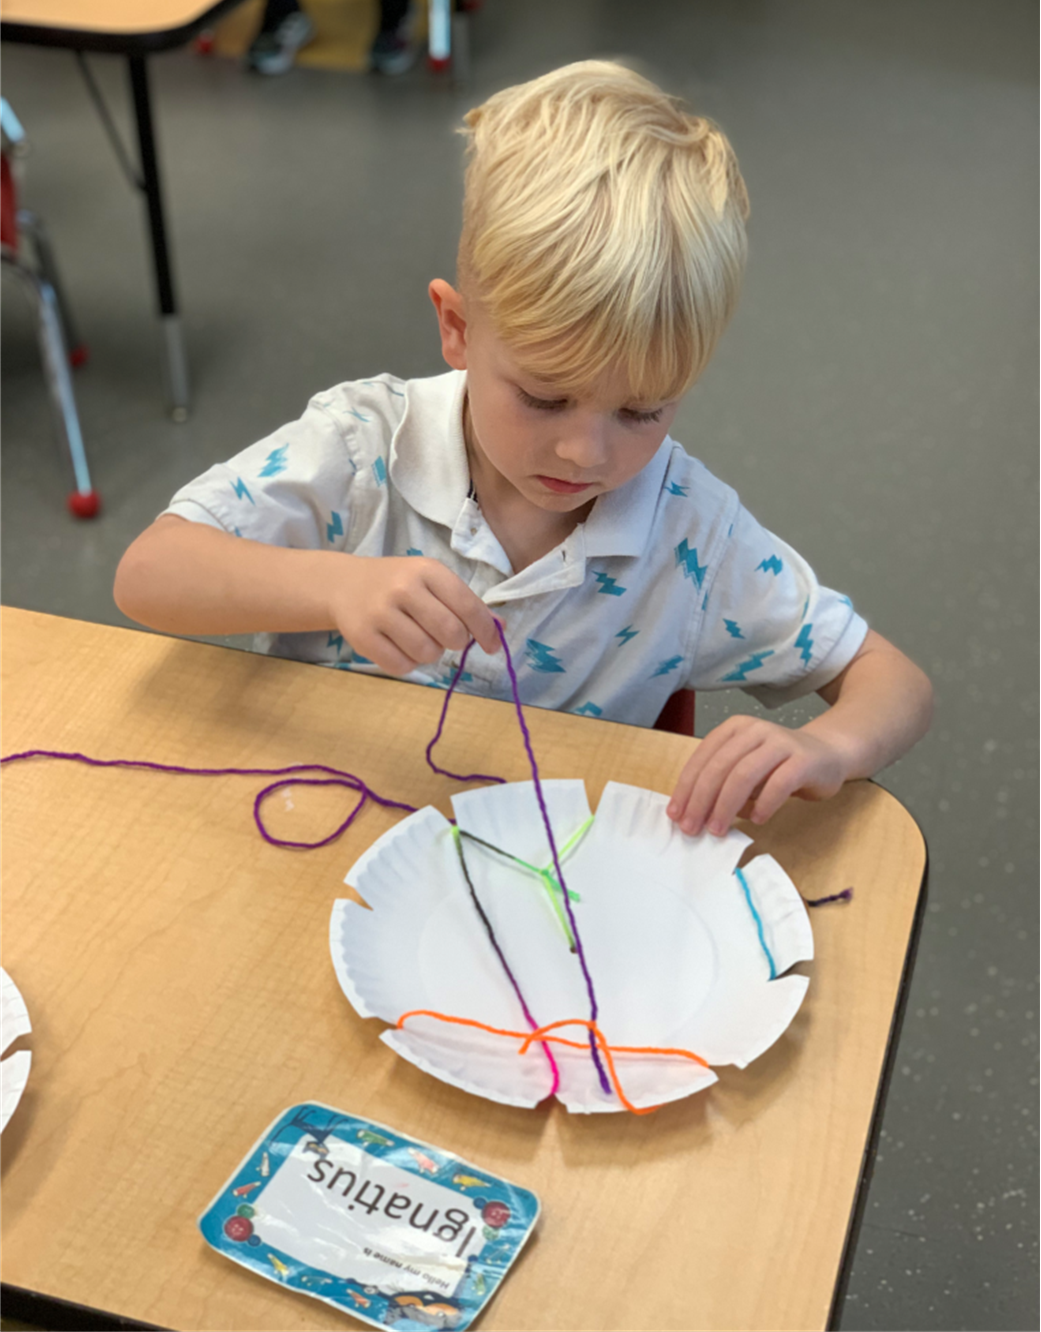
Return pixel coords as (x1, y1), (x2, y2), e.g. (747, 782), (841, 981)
(0, 751), (419, 850)
(396, 1009), (710, 1116)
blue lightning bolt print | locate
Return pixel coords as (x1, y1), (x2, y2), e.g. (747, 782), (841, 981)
(651, 656), (684, 678)
(432, 669), (472, 688)
(372, 457), (387, 486)
(721, 649), (775, 682)
(675, 540), (708, 587)
(666, 481), (689, 497)
(353, 654), (373, 665)
(525, 640), (565, 673)
(258, 444), (288, 477)
(326, 511), (345, 544)
(574, 701), (603, 717)
(724, 619), (744, 639)
(795, 623), (814, 665)
(232, 527), (243, 537)
(594, 572), (627, 596)
(231, 477), (254, 504)
(347, 407), (370, 422)
(757, 555), (783, 576)
(616, 625), (639, 646)
(327, 632), (344, 652)
(405, 547), (423, 556)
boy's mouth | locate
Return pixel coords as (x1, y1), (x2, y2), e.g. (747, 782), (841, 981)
(536, 475), (594, 495)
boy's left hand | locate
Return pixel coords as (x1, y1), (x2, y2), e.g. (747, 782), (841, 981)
(666, 715), (848, 837)
(666, 631), (934, 836)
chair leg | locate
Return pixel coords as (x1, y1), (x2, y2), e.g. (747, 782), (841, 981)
(17, 208), (87, 365)
(35, 278), (99, 513)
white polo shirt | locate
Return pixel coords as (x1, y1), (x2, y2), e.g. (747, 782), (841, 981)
(164, 370), (867, 726)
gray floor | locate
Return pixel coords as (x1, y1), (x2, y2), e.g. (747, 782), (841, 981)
(1, 2), (1037, 1328)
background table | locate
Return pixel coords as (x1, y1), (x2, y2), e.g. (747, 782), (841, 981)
(1, 0), (246, 419)
(0, 607), (926, 1331)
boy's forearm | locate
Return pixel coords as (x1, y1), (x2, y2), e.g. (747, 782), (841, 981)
(805, 629), (933, 780)
(114, 517), (338, 637)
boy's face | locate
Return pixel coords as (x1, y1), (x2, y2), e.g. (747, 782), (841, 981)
(430, 281), (680, 514)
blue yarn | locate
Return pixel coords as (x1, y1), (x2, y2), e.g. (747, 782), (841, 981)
(734, 867), (777, 980)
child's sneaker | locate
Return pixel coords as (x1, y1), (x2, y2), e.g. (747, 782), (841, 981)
(246, 9), (315, 75)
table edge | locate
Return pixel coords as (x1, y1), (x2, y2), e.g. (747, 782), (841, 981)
(826, 819), (930, 1330)
(0, 1282), (166, 1331)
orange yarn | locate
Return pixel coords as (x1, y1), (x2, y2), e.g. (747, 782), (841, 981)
(394, 1009), (710, 1116)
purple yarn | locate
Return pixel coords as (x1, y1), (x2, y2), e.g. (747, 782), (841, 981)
(425, 641), (507, 787)
(494, 620), (612, 1096)
(805, 887), (854, 906)
(0, 749), (416, 850)
(451, 828), (561, 1096)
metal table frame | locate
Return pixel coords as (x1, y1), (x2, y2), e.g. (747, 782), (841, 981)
(1, 0), (244, 419)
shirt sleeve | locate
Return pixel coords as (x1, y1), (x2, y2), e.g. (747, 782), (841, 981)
(161, 396), (361, 552)
(687, 502), (868, 706)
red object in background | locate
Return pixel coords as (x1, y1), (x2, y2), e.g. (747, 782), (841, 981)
(1, 153), (19, 249)
(67, 490), (101, 518)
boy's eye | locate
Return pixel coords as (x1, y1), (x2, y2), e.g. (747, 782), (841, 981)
(620, 406), (665, 425)
(516, 387), (569, 413)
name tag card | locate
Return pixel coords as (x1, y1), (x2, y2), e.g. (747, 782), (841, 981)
(199, 1102), (539, 1330)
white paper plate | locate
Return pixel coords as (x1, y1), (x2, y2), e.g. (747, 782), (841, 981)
(1, 967), (32, 1132)
(330, 781), (813, 1114)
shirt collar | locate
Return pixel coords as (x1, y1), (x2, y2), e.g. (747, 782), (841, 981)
(390, 369), (673, 559)
(583, 436), (673, 559)
(389, 370), (470, 529)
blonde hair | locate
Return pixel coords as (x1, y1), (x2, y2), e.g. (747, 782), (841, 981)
(458, 61), (750, 402)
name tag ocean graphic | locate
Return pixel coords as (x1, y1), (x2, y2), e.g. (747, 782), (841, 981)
(199, 1102), (539, 1330)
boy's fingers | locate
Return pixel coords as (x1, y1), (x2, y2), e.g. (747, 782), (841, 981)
(381, 612), (444, 668)
(677, 733), (767, 833)
(749, 760), (804, 824)
(405, 593), (473, 654)
(703, 746), (786, 834)
(668, 738), (722, 820)
(366, 631), (423, 677)
(425, 569), (500, 654)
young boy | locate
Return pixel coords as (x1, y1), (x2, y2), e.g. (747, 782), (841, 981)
(115, 61), (931, 837)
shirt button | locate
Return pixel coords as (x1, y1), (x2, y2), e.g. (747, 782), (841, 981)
(470, 526), (478, 536)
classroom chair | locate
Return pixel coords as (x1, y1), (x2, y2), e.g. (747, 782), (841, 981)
(654, 689), (695, 736)
(1, 99), (100, 518)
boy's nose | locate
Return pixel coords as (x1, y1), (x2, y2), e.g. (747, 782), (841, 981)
(555, 415), (609, 471)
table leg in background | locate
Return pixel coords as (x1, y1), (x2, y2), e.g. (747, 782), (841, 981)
(127, 53), (190, 422)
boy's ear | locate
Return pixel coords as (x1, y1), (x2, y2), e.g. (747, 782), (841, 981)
(429, 280), (469, 371)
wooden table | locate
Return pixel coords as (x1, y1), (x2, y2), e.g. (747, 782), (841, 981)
(0, 607), (927, 1331)
(1, 0), (246, 420)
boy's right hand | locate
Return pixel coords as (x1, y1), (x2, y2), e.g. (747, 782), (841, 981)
(328, 556), (500, 676)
